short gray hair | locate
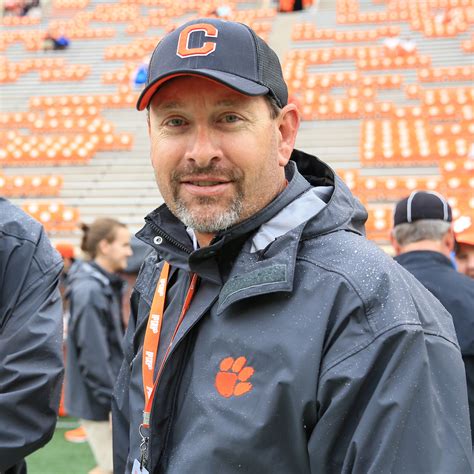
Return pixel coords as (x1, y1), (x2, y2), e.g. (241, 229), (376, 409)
(392, 219), (451, 246)
(264, 94), (281, 119)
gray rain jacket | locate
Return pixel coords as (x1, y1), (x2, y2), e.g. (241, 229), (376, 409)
(65, 261), (124, 421)
(0, 198), (63, 473)
(112, 151), (472, 473)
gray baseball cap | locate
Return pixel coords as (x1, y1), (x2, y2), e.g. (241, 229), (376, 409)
(136, 18), (288, 110)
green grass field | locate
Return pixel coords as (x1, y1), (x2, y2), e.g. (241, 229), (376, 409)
(26, 418), (95, 474)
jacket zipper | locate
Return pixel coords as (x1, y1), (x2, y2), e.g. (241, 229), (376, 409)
(145, 218), (192, 255)
(146, 271), (197, 469)
(149, 334), (194, 470)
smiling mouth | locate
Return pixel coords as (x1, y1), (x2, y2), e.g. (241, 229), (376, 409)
(186, 180), (230, 186)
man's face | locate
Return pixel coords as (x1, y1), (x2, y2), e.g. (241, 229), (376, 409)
(102, 226), (133, 272)
(148, 76), (293, 236)
(456, 242), (474, 278)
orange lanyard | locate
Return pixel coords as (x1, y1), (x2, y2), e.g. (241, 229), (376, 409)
(141, 261), (198, 428)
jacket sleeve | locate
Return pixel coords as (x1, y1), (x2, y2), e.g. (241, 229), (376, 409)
(69, 285), (116, 409)
(308, 323), (473, 473)
(463, 354), (474, 442)
(0, 228), (64, 471)
(112, 290), (140, 474)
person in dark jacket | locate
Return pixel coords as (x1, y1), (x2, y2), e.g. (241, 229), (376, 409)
(0, 197), (64, 474)
(391, 190), (474, 448)
(65, 218), (132, 474)
(112, 19), (473, 473)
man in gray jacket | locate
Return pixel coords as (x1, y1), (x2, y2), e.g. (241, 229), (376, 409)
(112, 18), (473, 473)
(0, 197), (64, 474)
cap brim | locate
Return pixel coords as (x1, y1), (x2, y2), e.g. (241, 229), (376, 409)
(136, 69), (269, 111)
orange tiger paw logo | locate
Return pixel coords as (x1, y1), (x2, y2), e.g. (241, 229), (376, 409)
(215, 356), (254, 398)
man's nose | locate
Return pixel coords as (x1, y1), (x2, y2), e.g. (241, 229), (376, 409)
(185, 124), (222, 167)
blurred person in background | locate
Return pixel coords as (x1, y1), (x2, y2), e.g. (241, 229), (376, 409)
(55, 241), (76, 275)
(391, 191), (474, 450)
(0, 197), (64, 474)
(64, 218), (132, 474)
(54, 242), (89, 442)
(455, 216), (474, 279)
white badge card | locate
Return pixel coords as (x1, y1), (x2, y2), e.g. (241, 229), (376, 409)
(132, 458), (150, 474)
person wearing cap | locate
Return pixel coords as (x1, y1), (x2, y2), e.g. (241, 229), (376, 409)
(0, 197), (64, 474)
(112, 19), (472, 473)
(391, 190), (474, 449)
(456, 217), (474, 279)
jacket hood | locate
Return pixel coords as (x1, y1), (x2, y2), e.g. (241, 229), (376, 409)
(291, 149), (367, 240)
(137, 150), (367, 275)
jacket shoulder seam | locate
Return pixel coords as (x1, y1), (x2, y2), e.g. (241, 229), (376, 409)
(319, 322), (459, 379)
(296, 256), (377, 333)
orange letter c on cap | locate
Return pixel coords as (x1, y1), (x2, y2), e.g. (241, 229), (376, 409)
(177, 23), (218, 58)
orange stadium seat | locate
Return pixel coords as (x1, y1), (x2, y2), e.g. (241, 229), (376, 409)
(0, 133), (98, 165)
(337, 0), (473, 36)
(22, 201), (80, 232)
(40, 66), (91, 82)
(104, 37), (161, 60)
(357, 55), (431, 70)
(336, 169), (361, 196)
(462, 35), (474, 52)
(419, 87), (474, 106)
(418, 65), (474, 82)
(358, 175), (443, 201)
(0, 16), (40, 26)
(52, 0), (89, 8)
(0, 174), (63, 197)
(291, 24), (399, 42)
(29, 89), (138, 110)
(360, 117), (474, 166)
(365, 205), (393, 242)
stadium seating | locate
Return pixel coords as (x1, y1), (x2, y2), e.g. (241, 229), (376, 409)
(0, 173), (63, 197)
(22, 201), (80, 232)
(1, 0), (472, 248)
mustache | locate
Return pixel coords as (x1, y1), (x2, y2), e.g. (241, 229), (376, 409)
(171, 163), (242, 182)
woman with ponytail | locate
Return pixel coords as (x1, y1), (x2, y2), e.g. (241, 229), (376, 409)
(64, 218), (132, 474)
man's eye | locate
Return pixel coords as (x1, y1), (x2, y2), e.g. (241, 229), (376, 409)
(165, 118), (185, 127)
(222, 114), (241, 123)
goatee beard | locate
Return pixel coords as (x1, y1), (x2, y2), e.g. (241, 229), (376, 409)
(173, 193), (244, 233)
(169, 163), (244, 233)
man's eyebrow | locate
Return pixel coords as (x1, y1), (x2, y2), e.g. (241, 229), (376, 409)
(153, 97), (251, 111)
(216, 98), (250, 108)
(156, 101), (182, 110)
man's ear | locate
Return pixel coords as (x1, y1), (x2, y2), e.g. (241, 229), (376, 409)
(390, 231), (402, 256)
(277, 104), (300, 167)
(146, 109), (151, 137)
(443, 226), (455, 253)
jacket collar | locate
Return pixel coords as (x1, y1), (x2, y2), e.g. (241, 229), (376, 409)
(395, 250), (456, 269)
(89, 261), (126, 292)
(137, 157), (314, 282)
(136, 150), (366, 288)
